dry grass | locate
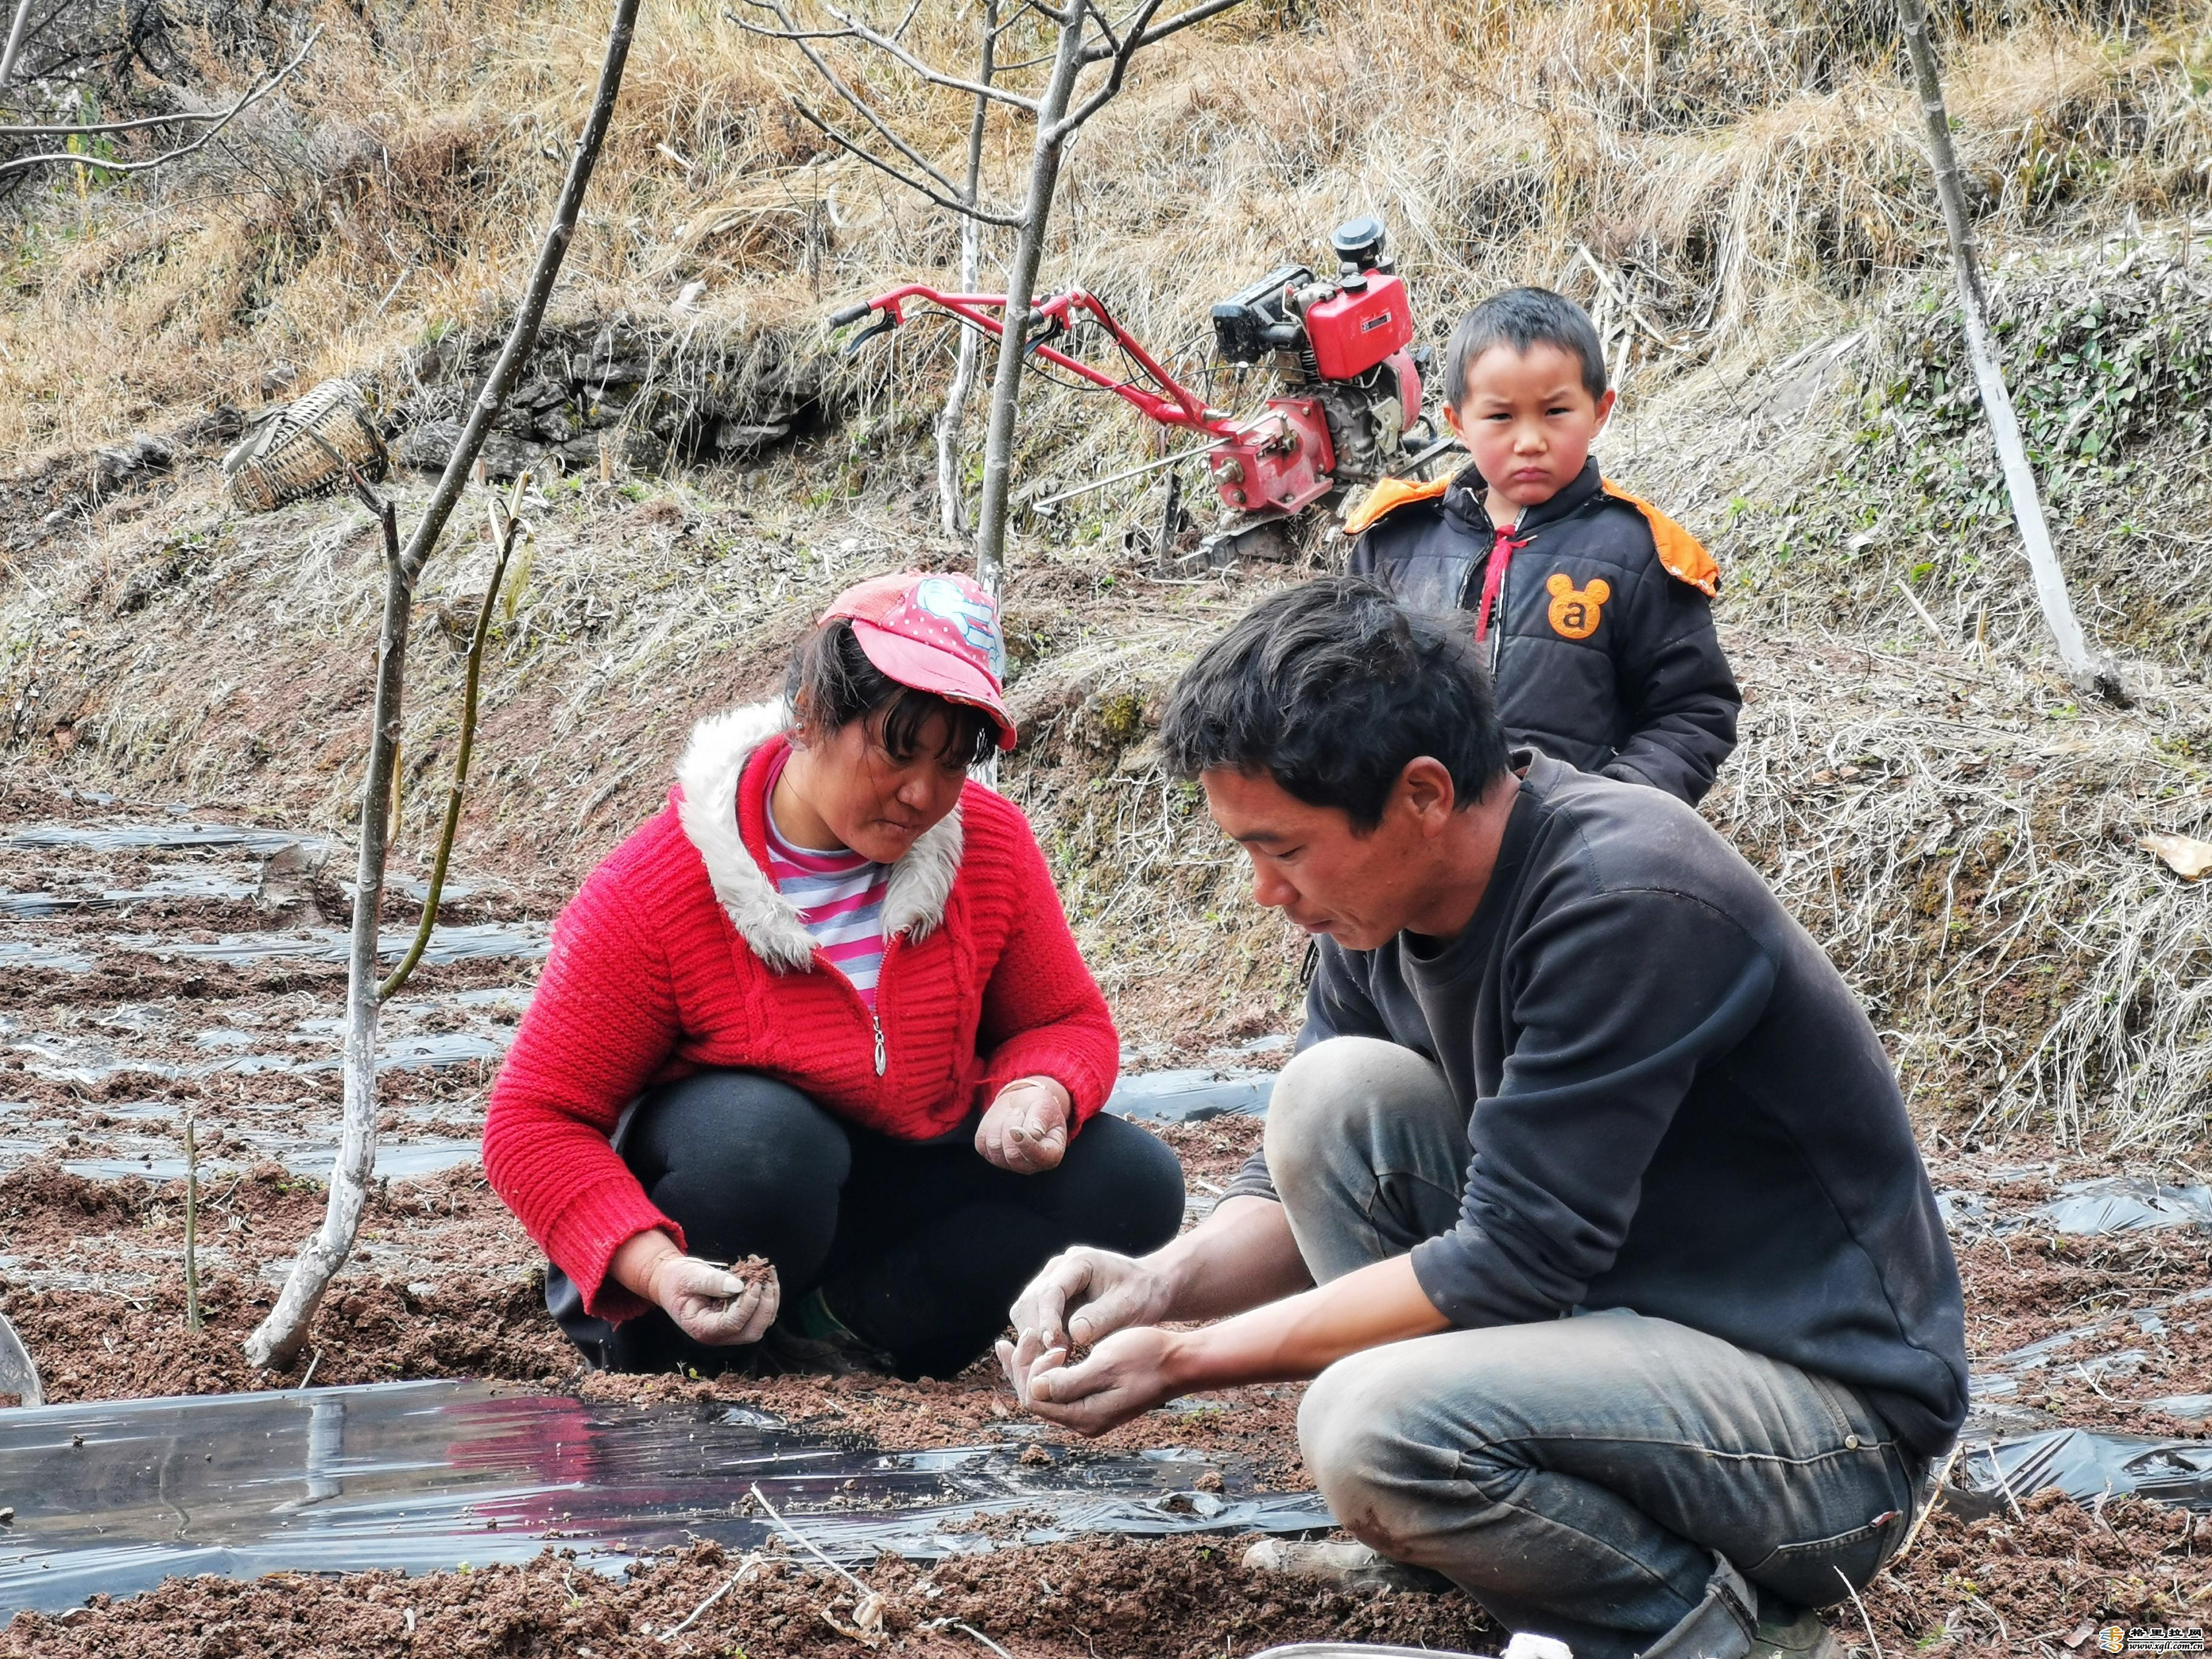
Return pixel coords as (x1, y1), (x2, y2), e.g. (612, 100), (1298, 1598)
(7, 426), (2211, 1138)
(2, 0), (2207, 475)
(1708, 628), (2212, 1147)
(5, 0), (2212, 1144)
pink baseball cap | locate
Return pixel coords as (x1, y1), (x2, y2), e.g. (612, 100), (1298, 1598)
(822, 571), (1017, 751)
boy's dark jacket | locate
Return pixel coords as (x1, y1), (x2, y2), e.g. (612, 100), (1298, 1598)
(1347, 457), (1740, 805)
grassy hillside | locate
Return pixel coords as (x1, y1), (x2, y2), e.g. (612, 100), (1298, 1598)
(4, 0), (2210, 1144)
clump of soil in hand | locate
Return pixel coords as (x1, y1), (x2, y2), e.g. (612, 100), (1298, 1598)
(731, 1255), (774, 1286)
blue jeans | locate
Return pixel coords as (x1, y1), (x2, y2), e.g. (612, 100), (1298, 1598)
(1274, 1037), (1923, 1659)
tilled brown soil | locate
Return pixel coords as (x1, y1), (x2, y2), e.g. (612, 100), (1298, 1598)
(7, 789), (2212, 1655)
(5, 1498), (2205, 1658)
(1861, 1491), (2212, 1651)
(0, 1534), (1503, 1659)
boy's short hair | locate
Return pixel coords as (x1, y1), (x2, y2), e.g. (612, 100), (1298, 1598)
(1444, 286), (1608, 406)
(1159, 577), (1512, 833)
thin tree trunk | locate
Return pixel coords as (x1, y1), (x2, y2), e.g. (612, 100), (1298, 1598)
(1897, 0), (2119, 698)
(243, 0), (645, 1371)
(936, 0), (997, 538)
(0, 0), (33, 87)
(243, 502), (408, 1370)
(972, 12), (1090, 598)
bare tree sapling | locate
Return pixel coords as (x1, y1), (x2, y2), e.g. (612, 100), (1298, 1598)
(1895, 0), (2123, 699)
(745, 0), (1246, 596)
(243, 0), (645, 1371)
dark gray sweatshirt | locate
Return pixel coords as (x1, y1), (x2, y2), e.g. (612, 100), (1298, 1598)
(1227, 754), (1968, 1455)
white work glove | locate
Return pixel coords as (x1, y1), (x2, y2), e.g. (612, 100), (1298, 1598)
(976, 1077), (1073, 1174)
(646, 1253), (780, 1347)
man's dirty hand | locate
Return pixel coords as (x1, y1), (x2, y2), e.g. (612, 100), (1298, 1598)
(996, 1326), (1180, 1436)
(1000, 1246), (1173, 1395)
(977, 1077), (1073, 1174)
(649, 1254), (779, 1347)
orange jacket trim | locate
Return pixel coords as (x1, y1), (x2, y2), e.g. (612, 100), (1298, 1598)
(1600, 480), (1720, 597)
(1342, 474), (1449, 539)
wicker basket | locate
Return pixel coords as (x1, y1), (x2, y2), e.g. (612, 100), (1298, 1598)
(221, 378), (390, 512)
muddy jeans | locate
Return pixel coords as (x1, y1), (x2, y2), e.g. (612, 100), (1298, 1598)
(1273, 1037), (1923, 1659)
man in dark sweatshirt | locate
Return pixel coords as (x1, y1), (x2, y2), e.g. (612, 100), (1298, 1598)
(997, 578), (1966, 1659)
(1349, 286), (1740, 805)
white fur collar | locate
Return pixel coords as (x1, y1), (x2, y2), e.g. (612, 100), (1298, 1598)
(673, 699), (964, 973)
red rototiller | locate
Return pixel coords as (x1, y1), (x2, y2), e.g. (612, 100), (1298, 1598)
(830, 216), (1444, 561)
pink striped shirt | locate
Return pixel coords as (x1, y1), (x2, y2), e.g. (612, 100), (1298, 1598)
(763, 764), (891, 1010)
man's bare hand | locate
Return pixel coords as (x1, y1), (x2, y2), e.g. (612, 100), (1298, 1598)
(976, 1077), (1073, 1174)
(648, 1255), (779, 1347)
(999, 1245), (1173, 1395)
(996, 1326), (1180, 1436)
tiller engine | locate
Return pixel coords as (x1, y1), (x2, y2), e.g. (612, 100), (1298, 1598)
(830, 216), (1431, 556)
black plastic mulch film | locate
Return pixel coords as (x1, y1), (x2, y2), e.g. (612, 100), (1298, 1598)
(0, 1381), (1330, 1615)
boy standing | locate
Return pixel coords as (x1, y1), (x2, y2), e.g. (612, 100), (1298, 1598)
(1347, 287), (1740, 805)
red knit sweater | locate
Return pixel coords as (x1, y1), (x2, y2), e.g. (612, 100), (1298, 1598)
(481, 703), (1119, 1322)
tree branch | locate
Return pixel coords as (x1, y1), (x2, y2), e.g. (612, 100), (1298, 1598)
(990, 0), (1049, 39)
(1087, 0), (1241, 57)
(937, 0), (997, 537)
(390, 4), (637, 583)
(378, 480), (528, 1004)
(1, 102), (283, 136)
(791, 98), (1025, 225)
(0, 28), (317, 178)
(0, 0), (34, 87)
(727, 12), (862, 37)
(1081, 0), (1124, 61)
(244, 0), (645, 1375)
(737, 0), (973, 196)
(1051, 0), (1164, 136)
(820, 0), (1039, 110)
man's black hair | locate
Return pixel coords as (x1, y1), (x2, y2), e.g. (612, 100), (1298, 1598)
(785, 618), (999, 767)
(1158, 577), (1512, 832)
(1444, 286), (1608, 406)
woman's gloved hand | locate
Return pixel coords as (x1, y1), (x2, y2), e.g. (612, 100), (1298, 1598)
(976, 1076), (1074, 1174)
(615, 1231), (780, 1346)
(651, 1254), (780, 1346)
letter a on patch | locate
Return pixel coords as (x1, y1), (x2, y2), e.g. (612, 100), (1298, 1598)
(1546, 574), (1610, 640)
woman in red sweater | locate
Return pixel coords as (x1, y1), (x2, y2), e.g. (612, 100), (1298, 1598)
(484, 571), (1184, 1379)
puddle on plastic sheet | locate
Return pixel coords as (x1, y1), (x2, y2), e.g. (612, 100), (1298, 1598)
(1, 824), (334, 856)
(0, 875), (263, 919)
(104, 922), (551, 968)
(0, 1379), (1332, 1615)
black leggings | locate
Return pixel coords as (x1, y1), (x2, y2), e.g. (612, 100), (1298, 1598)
(548, 1070), (1185, 1380)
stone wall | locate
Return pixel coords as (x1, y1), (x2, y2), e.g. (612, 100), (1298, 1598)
(385, 314), (845, 481)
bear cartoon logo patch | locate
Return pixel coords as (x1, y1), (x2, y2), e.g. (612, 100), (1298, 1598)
(1545, 574), (1610, 640)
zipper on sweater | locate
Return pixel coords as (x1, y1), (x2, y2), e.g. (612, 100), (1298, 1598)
(813, 933), (895, 1079)
(866, 934), (899, 1078)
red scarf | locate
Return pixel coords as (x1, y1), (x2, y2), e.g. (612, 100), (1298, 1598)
(1473, 521), (1527, 644)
